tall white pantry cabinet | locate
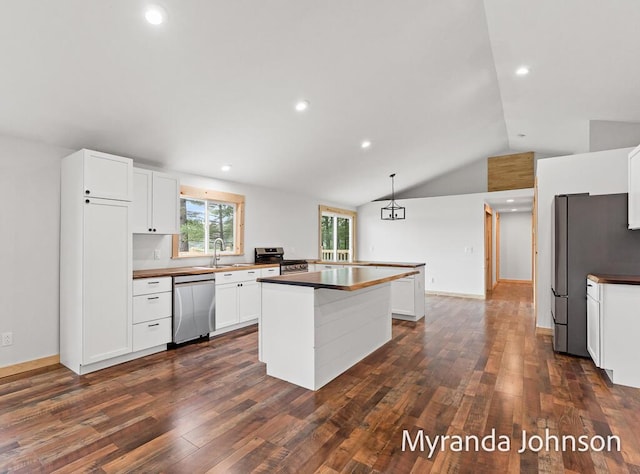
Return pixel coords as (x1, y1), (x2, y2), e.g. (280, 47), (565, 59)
(60, 149), (133, 374)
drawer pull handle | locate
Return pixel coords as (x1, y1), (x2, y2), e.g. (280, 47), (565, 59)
(248, 271), (255, 274)
(147, 296), (160, 300)
(148, 281), (160, 284)
(224, 273), (233, 276)
(587, 283), (593, 287)
(148, 323), (160, 327)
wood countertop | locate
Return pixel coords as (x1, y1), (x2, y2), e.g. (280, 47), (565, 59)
(133, 263), (278, 279)
(257, 267), (418, 291)
(309, 260), (425, 268)
(587, 274), (640, 285)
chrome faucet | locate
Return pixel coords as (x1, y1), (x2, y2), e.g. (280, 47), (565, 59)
(211, 238), (225, 268)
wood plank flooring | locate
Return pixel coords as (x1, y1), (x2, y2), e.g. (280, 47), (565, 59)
(2, 283), (640, 473)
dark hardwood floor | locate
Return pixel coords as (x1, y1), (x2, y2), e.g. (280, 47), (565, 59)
(2, 283), (640, 473)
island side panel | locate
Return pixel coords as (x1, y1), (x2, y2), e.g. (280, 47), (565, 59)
(314, 283), (392, 390)
(261, 283), (316, 390)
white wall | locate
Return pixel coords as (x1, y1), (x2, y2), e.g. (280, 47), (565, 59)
(589, 120), (640, 152)
(498, 211), (532, 281)
(536, 147), (631, 329)
(132, 168), (350, 270)
(396, 158), (488, 199)
(357, 188), (532, 298)
(0, 135), (72, 368)
(0, 137), (352, 368)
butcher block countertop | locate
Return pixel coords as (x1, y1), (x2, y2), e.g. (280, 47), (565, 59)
(310, 260), (425, 268)
(587, 274), (640, 285)
(133, 263), (278, 279)
(257, 266), (418, 291)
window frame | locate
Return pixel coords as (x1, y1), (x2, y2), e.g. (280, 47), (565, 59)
(172, 185), (245, 258)
(318, 205), (357, 262)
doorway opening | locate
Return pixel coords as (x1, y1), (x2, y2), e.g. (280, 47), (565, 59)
(484, 204), (493, 297)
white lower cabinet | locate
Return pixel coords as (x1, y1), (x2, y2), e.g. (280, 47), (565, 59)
(215, 283), (240, 329)
(239, 280), (261, 322)
(391, 266), (425, 321)
(132, 277), (172, 351)
(586, 278), (640, 388)
(391, 277), (415, 315)
(215, 268), (263, 330)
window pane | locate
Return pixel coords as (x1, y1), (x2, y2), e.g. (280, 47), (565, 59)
(321, 215), (334, 250)
(180, 199), (205, 253)
(208, 202), (235, 251)
(337, 217), (350, 250)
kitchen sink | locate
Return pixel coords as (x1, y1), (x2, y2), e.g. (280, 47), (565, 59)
(191, 263), (254, 270)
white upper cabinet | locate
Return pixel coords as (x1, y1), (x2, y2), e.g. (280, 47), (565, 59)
(629, 143), (640, 229)
(82, 149), (133, 201)
(132, 168), (180, 234)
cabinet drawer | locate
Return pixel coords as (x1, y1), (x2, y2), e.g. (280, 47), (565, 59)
(133, 317), (172, 352)
(133, 291), (172, 324)
(215, 269), (257, 285)
(133, 277), (172, 296)
(260, 267), (280, 277)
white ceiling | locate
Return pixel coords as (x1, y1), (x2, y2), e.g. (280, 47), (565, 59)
(1, 1), (640, 206)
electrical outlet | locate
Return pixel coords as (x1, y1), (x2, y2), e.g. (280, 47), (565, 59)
(431, 277), (435, 283)
(2, 332), (13, 346)
(154, 249), (161, 260)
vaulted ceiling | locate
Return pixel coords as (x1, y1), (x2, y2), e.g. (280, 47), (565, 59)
(1, 1), (639, 206)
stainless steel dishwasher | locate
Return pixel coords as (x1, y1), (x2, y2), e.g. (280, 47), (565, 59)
(173, 273), (215, 344)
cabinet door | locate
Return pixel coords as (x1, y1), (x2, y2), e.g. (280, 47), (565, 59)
(83, 150), (132, 201)
(132, 168), (153, 233)
(391, 278), (415, 315)
(629, 148), (640, 229)
(586, 294), (601, 367)
(152, 172), (180, 234)
(216, 283), (239, 329)
(238, 280), (261, 322)
(83, 198), (132, 364)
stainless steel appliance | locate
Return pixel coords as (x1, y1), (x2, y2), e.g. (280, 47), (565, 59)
(254, 247), (309, 274)
(173, 273), (215, 343)
(551, 193), (640, 356)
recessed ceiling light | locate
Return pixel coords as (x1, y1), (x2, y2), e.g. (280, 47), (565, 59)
(221, 164), (232, 172)
(361, 140), (372, 149)
(145, 5), (167, 25)
(507, 199), (515, 203)
(511, 208), (518, 212)
(515, 66), (530, 76)
(295, 100), (310, 112)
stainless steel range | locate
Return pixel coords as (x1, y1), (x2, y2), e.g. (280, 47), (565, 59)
(254, 247), (309, 274)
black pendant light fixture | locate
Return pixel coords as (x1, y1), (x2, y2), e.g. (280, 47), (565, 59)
(381, 173), (405, 220)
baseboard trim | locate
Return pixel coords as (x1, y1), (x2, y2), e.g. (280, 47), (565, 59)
(426, 290), (485, 300)
(498, 279), (533, 285)
(536, 327), (553, 336)
(0, 354), (60, 379)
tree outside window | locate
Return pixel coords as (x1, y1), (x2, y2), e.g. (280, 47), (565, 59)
(173, 186), (245, 258)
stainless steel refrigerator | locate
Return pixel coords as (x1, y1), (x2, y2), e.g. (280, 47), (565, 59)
(551, 193), (640, 356)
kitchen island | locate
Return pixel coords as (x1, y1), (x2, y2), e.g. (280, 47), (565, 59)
(257, 267), (418, 390)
